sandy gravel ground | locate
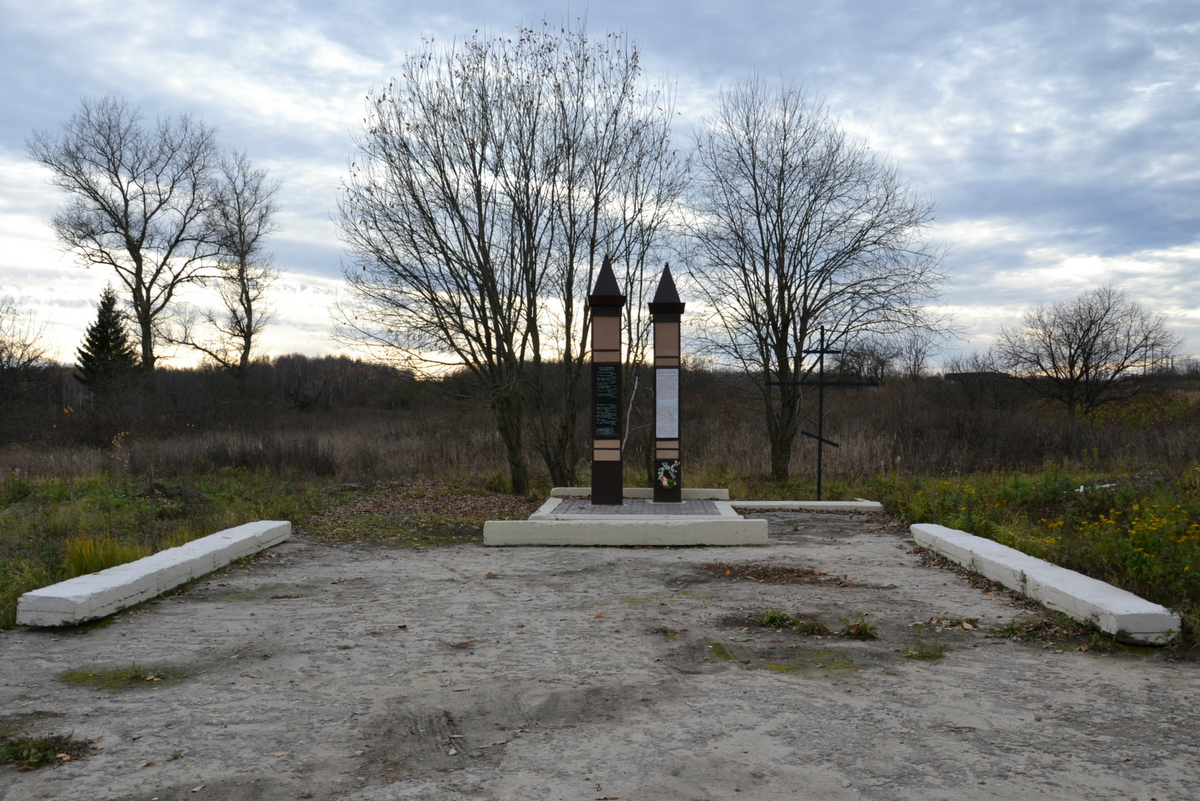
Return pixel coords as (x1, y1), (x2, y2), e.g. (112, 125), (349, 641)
(1, 511), (1197, 801)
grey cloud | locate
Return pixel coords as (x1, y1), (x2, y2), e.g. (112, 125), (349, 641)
(2, 0), (1198, 358)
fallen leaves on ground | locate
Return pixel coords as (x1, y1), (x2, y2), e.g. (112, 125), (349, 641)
(700, 562), (849, 585)
(298, 479), (544, 542)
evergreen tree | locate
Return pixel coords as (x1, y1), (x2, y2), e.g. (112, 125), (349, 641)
(76, 286), (139, 398)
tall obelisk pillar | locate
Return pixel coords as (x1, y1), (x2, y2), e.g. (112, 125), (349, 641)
(650, 264), (685, 503)
(589, 254), (626, 506)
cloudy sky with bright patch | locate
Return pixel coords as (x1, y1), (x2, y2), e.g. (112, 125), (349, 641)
(2, 0), (1197, 366)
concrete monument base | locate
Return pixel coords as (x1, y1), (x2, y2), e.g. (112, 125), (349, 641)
(483, 490), (767, 547)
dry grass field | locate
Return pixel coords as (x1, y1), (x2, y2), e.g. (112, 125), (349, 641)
(2, 361), (1199, 640)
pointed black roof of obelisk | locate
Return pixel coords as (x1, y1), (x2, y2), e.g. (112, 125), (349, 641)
(649, 262), (685, 314)
(588, 253), (625, 307)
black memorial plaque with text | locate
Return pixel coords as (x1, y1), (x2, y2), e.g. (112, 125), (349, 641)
(593, 364), (621, 439)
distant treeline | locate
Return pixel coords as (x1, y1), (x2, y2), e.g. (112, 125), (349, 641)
(3, 354), (424, 444)
(4, 353), (1200, 483)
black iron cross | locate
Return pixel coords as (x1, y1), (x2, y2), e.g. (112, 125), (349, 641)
(766, 326), (878, 500)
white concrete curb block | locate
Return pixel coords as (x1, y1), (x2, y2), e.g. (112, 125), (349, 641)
(484, 518), (768, 546)
(911, 523), (1180, 645)
(547, 488), (882, 511)
(16, 520), (291, 627)
(551, 487), (731, 500)
(730, 500), (884, 512)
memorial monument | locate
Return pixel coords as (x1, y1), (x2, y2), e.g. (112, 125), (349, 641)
(650, 264), (684, 503)
(588, 254), (625, 506)
(482, 259), (769, 546)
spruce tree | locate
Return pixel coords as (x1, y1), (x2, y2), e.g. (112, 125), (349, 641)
(76, 285), (138, 398)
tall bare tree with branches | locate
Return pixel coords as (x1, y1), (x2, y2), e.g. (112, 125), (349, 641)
(0, 298), (50, 424)
(29, 97), (221, 392)
(993, 285), (1180, 416)
(335, 23), (684, 492)
(168, 151), (281, 378)
(688, 78), (949, 480)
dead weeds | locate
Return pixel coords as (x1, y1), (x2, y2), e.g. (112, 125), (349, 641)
(699, 562), (861, 587)
(296, 479), (543, 544)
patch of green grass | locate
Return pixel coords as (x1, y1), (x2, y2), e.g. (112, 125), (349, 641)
(703, 638), (739, 660)
(753, 608), (793, 628)
(766, 650), (860, 673)
(749, 609), (835, 636)
(989, 619), (1036, 640)
(866, 465), (1200, 645)
(903, 630), (946, 660)
(838, 612), (880, 640)
(0, 468), (337, 629)
(0, 732), (75, 770)
(794, 616), (834, 636)
(986, 613), (1120, 650)
(59, 662), (183, 690)
(63, 534), (150, 576)
(687, 468), (854, 502)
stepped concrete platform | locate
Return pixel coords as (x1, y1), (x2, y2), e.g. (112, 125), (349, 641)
(17, 520), (291, 627)
(551, 487), (730, 500)
(484, 490), (767, 547)
(912, 523), (1180, 645)
(550, 487), (883, 512)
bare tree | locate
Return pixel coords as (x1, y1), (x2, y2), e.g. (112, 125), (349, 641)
(688, 78), (949, 480)
(335, 23), (683, 492)
(833, 334), (900, 384)
(0, 297), (50, 417)
(992, 285), (1180, 416)
(28, 96), (220, 391)
(524, 27), (686, 486)
(167, 151), (280, 378)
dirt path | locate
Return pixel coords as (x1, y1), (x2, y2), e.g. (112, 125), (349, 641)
(2, 511), (1196, 800)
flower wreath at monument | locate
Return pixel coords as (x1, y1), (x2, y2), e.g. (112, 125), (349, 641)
(657, 459), (681, 488)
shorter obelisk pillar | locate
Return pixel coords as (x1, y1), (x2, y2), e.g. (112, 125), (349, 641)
(589, 254), (626, 506)
(650, 263), (685, 503)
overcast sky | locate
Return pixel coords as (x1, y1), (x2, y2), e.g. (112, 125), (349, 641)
(2, 0), (1197, 367)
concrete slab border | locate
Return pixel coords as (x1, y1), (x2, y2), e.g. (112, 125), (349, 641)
(16, 520), (291, 627)
(547, 488), (882, 512)
(730, 500), (884, 512)
(551, 487), (730, 501)
(911, 522), (1179, 645)
(530, 498), (743, 521)
(483, 517), (768, 547)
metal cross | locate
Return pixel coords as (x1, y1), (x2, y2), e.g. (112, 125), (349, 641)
(766, 326), (878, 500)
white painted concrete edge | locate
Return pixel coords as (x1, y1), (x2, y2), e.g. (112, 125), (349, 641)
(530, 499), (744, 521)
(551, 487), (731, 501)
(911, 523), (1180, 645)
(730, 500), (884, 512)
(16, 520), (291, 627)
(531, 497), (563, 518)
(483, 518), (769, 546)
(547, 488), (880, 510)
